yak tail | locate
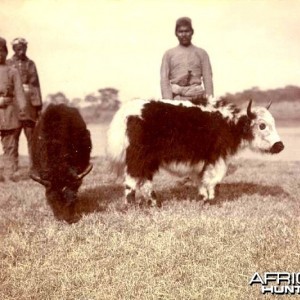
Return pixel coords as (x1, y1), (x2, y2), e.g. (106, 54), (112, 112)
(106, 105), (129, 177)
(106, 99), (145, 177)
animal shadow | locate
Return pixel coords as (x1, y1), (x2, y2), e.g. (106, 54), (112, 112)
(159, 181), (289, 206)
(49, 184), (124, 224)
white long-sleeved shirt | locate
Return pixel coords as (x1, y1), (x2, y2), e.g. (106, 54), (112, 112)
(160, 44), (213, 99)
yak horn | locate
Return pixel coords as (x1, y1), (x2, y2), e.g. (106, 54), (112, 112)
(266, 101), (272, 110)
(76, 163), (93, 180)
(246, 99), (256, 119)
(30, 172), (51, 188)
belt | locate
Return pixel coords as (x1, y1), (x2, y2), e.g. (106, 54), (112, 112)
(171, 83), (204, 97)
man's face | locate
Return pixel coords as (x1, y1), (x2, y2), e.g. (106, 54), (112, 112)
(13, 44), (27, 60)
(0, 48), (7, 64)
(176, 25), (193, 46)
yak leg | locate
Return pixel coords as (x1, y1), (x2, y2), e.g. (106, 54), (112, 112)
(198, 158), (227, 201)
(140, 180), (161, 208)
(124, 172), (139, 205)
(126, 145), (160, 207)
(124, 175), (161, 207)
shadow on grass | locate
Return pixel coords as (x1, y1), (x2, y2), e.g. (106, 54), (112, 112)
(41, 182), (289, 223)
(158, 182), (289, 206)
(49, 184), (124, 224)
(72, 182), (289, 222)
(76, 184), (124, 214)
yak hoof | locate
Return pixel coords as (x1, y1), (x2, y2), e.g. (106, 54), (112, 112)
(125, 190), (136, 204)
(148, 191), (162, 208)
(203, 199), (217, 206)
(147, 199), (162, 208)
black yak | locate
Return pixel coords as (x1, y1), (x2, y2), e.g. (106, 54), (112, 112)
(30, 103), (92, 222)
(106, 98), (284, 207)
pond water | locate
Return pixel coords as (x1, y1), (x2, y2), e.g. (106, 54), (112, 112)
(2, 124), (299, 161)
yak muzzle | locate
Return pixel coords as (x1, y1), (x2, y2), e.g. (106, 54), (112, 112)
(270, 141), (284, 154)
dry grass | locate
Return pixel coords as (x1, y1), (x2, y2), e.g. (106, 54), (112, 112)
(0, 156), (300, 300)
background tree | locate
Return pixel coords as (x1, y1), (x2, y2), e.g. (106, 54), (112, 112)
(70, 97), (82, 108)
(84, 93), (100, 105)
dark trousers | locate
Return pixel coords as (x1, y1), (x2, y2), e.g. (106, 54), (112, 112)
(1, 129), (19, 176)
(15, 120), (36, 169)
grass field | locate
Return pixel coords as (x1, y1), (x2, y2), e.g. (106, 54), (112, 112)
(0, 154), (300, 300)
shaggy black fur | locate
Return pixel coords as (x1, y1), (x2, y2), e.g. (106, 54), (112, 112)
(126, 100), (253, 180)
(31, 104), (92, 222)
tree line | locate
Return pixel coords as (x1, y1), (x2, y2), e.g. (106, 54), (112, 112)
(222, 85), (300, 105)
(44, 85), (300, 124)
(45, 87), (121, 111)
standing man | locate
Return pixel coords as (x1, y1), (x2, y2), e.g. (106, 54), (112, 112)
(160, 17), (214, 104)
(0, 37), (26, 181)
(7, 37), (42, 168)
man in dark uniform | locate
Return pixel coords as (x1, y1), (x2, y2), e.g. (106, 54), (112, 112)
(7, 37), (42, 168)
(0, 37), (26, 181)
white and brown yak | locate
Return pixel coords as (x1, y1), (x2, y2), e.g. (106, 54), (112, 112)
(106, 98), (284, 207)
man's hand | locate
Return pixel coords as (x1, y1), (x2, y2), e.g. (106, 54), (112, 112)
(19, 111), (27, 120)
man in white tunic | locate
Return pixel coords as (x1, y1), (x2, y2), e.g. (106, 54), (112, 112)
(160, 17), (214, 104)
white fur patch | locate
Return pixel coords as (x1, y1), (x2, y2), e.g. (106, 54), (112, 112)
(217, 104), (236, 119)
(202, 159), (227, 188)
(152, 98), (216, 112)
(199, 158), (227, 200)
(106, 99), (145, 164)
(124, 172), (138, 190)
(162, 161), (205, 178)
(140, 180), (153, 198)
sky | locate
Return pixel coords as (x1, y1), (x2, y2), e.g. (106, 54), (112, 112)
(1, 0), (300, 102)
